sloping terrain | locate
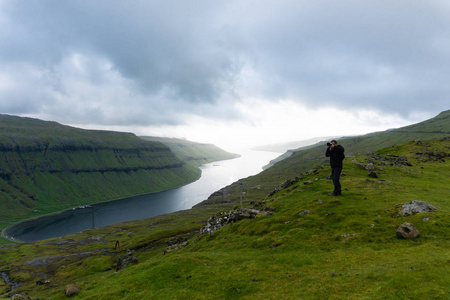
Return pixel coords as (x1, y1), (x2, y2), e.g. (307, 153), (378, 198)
(0, 137), (448, 299)
(140, 136), (239, 167)
(0, 115), (236, 234)
(266, 109), (450, 168)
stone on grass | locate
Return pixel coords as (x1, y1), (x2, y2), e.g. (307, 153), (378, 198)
(396, 222), (420, 239)
(11, 293), (31, 300)
(64, 284), (81, 297)
(368, 171), (378, 178)
(365, 163), (375, 171)
(400, 200), (438, 216)
(115, 252), (139, 271)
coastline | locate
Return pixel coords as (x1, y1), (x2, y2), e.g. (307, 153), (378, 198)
(2, 155), (243, 243)
(2, 172), (203, 244)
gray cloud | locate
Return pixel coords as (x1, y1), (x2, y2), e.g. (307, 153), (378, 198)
(0, 0), (449, 127)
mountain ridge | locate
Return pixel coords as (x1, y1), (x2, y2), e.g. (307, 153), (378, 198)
(264, 109), (450, 169)
(0, 114), (237, 235)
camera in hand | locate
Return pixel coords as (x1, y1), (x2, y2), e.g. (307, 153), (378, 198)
(327, 142), (331, 147)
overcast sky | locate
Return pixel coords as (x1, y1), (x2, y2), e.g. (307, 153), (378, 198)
(1, 1), (449, 151)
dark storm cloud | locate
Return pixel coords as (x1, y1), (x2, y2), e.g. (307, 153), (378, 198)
(0, 0), (448, 126)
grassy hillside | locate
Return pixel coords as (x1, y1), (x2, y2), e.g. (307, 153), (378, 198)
(140, 137), (240, 167)
(0, 137), (448, 299)
(266, 109), (450, 168)
(0, 115), (235, 239)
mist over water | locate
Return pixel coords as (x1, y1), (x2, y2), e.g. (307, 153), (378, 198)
(8, 149), (280, 242)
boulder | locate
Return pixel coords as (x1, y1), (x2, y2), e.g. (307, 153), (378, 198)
(401, 200), (438, 216)
(396, 222), (420, 239)
(368, 171), (378, 178)
(115, 252), (139, 271)
(64, 284), (81, 297)
(10, 293), (31, 300)
(365, 163), (375, 171)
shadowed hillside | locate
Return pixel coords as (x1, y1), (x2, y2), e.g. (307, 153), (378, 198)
(0, 115), (236, 234)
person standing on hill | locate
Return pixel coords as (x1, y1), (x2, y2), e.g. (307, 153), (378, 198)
(325, 140), (345, 196)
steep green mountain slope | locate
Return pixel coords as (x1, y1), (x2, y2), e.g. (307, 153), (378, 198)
(1, 138), (448, 299)
(0, 115), (235, 233)
(140, 136), (239, 167)
(266, 109), (450, 168)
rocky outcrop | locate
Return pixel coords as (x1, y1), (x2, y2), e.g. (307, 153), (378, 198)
(1, 271), (21, 292)
(400, 200), (438, 216)
(388, 200), (439, 218)
(200, 208), (273, 236)
(365, 153), (413, 167)
(164, 236), (189, 253)
(10, 293), (31, 300)
(115, 252), (139, 271)
(266, 176), (301, 198)
(415, 148), (449, 162)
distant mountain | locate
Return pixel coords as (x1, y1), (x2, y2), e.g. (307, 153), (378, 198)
(140, 136), (240, 167)
(252, 136), (336, 153)
(0, 115), (236, 229)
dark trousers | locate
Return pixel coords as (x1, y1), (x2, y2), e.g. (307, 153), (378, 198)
(331, 167), (342, 195)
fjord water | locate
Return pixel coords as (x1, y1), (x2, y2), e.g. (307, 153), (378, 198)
(9, 149), (280, 242)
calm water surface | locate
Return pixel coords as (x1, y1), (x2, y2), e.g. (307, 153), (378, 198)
(8, 149), (280, 242)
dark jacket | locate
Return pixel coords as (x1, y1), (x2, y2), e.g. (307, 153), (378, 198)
(325, 145), (345, 168)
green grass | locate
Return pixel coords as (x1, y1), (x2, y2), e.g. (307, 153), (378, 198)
(0, 115), (238, 243)
(1, 138), (448, 299)
(140, 136), (240, 167)
(268, 109), (450, 168)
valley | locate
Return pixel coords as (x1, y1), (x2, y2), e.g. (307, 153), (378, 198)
(0, 111), (449, 299)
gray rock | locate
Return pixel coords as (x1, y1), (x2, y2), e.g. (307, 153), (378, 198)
(200, 208), (272, 235)
(378, 179), (391, 184)
(368, 171), (378, 178)
(64, 284), (81, 297)
(365, 163), (375, 171)
(266, 177), (300, 198)
(115, 252), (138, 271)
(396, 222), (420, 239)
(166, 236), (187, 246)
(306, 169), (317, 175)
(401, 200), (438, 216)
(10, 293), (31, 300)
